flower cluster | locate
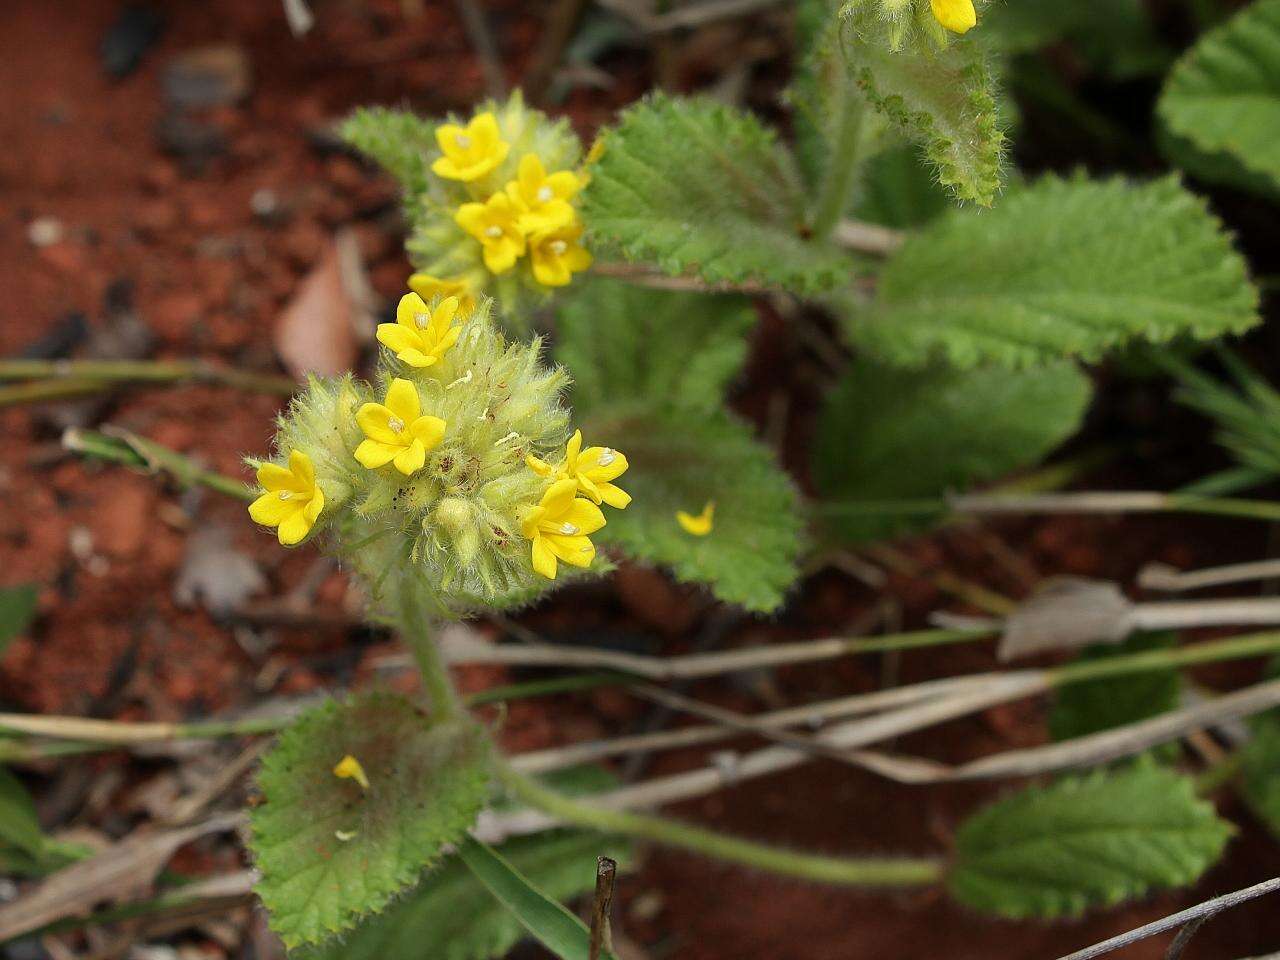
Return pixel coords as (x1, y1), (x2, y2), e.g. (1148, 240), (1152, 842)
(246, 287), (629, 614)
(405, 93), (595, 324)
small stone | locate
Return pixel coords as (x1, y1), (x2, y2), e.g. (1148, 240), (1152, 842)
(155, 112), (227, 173)
(27, 217), (64, 247)
(163, 44), (252, 109)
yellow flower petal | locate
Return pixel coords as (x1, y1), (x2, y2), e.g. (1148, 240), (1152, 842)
(545, 533), (596, 568)
(356, 402), (400, 445)
(531, 536), (558, 579)
(383, 378), (421, 423)
(376, 323), (422, 355)
(256, 462), (302, 493)
(277, 508), (313, 546)
(249, 490), (296, 526)
(931, 0), (976, 34)
(393, 438), (427, 476)
(395, 291), (432, 331)
(354, 438), (398, 469)
(526, 453), (553, 476)
(559, 497), (606, 536)
(542, 477), (580, 517)
(288, 450), (316, 487)
(676, 501), (715, 536)
(333, 754), (370, 790)
(409, 415), (447, 449)
(598, 483), (632, 510)
(397, 349), (437, 368)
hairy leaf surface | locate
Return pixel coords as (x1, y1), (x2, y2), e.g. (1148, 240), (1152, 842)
(582, 93), (857, 292)
(556, 277), (755, 416)
(1158, 0), (1280, 196)
(950, 763), (1233, 918)
(844, 175), (1259, 368)
(341, 108), (438, 214)
(251, 692), (490, 947)
(840, 9), (1004, 205)
(812, 358), (1090, 542)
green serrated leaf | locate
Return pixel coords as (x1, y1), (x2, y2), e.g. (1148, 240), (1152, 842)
(812, 358), (1090, 542)
(556, 276), (755, 417)
(1048, 633), (1182, 759)
(582, 92), (859, 293)
(457, 836), (618, 960)
(1157, 0), (1280, 197)
(0, 583), (37, 658)
(841, 9), (1005, 205)
(586, 407), (804, 613)
(949, 763), (1234, 918)
(300, 830), (629, 960)
(0, 767), (44, 857)
(340, 107), (439, 215)
(250, 692), (491, 948)
(842, 174), (1260, 369)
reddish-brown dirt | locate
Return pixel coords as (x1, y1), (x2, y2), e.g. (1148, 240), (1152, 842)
(3, 1), (1280, 958)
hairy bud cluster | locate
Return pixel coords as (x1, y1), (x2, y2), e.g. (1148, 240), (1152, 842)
(843, 0), (981, 49)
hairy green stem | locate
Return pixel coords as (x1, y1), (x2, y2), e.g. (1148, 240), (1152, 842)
(0, 359), (296, 395)
(400, 588), (462, 721)
(63, 428), (254, 501)
(495, 762), (943, 887)
(0, 379), (115, 408)
(809, 99), (864, 241)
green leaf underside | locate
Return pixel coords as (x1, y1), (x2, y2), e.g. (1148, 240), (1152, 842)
(845, 175), (1259, 369)
(589, 407), (805, 613)
(1242, 721), (1280, 841)
(854, 143), (951, 228)
(1158, 0), (1280, 195)
(949, 763), (1233, 918)
(1048, 633), (1182, 754)
(582, 92), (858, 293)
(340, 108), (438, 214)
(300, 830), (629, 960)
(841, 13), (1004, 205)
(250, 692), (490, 948)
(457, 835), (618, 960)
(0, 583), (37, 657)
(812, 358), (1090, 542)
(556, 277), (756, 416)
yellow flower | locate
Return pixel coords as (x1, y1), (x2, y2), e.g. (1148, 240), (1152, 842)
(354, 378), (447, 476)
(526, 429), (630, 509)
(376, 292), (463, 368)
(529, 221), (592, 287)
(333, 754), (370, 790)
(456, 193), (526, 275)
(409, 273), (477, 317)
(248, 450), (324, 546)
(931, 0), (976, 34)
(431, 111), (510, 181)
(506, 153), (582, 233)
(676, 501), (715, 536)
(520, 477), (606, 580)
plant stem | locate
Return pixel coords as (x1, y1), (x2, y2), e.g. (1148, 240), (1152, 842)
(0, 379), (114, 408)
(63, 427), (254, 501)
(494, 761), (943, 887)
(810, 98), (865, 241)
(399, 587), (462, 721)
(1051, 630), (1280, 686)
(815, 491), (1280, 524)
(0, 359), (296, 395)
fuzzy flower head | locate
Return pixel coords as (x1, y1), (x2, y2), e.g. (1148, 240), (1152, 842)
(250, 291), (630, 614)
(386, 92), (592, 328)
(248, 450), (325, 545)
